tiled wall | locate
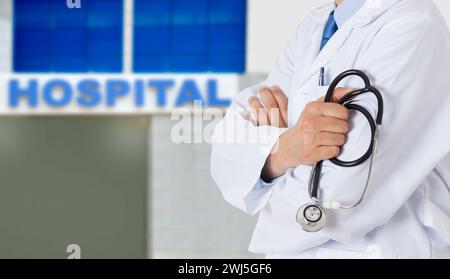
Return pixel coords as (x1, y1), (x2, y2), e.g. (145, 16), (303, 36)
(149, 115), (261, 259)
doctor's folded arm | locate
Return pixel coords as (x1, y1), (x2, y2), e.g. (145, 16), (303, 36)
(211, 0), (450, 259)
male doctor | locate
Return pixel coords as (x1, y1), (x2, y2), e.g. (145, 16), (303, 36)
(211, 0), (450, 258)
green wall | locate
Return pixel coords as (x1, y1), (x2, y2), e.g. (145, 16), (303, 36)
(0, 117), (148, 258)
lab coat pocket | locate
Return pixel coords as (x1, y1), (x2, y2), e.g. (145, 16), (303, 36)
(423, 200), (450, 244)
(315, 85), (330, 100)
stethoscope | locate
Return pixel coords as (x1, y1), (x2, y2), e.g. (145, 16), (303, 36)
(297, 69), (384, 232)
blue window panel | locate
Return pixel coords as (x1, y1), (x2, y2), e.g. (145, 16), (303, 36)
(171, 54), (208, 72)
(134, 26), (170, 54)
(51, 1), (86, 28)
(52, 56), (87, 72)
(51, 28), (85, 55)
(134, 0), (170, 26)
(172, 0), (208, 25)
(210, 25), (245, 52)
(210, 0), (246, 25)
(132, 0), (247, 73)
(88, 55), (123, 72)
(209, 53), (245, 73)
(14, 0), (124, 73)
(87, 0), (123, 28)
(14, 28), (51, 56)
(14, 55), (51, 72)
(87, 28), (122, 55)
(134, 55), (170, 73)
(172, 26), (207, 53)
(14, 0), (51, 28)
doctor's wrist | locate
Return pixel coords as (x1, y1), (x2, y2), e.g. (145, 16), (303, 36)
(261, 138), (291, 182)
(261, 152), (287, 183)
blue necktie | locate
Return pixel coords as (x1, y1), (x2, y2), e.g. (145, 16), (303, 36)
(320, 11), (338, 51)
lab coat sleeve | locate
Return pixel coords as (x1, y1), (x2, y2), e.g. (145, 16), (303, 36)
(311, 14), (450, 243)
(210, 25), (301, 215)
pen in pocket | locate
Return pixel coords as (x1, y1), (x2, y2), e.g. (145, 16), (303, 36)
(319, 67), (325, 86)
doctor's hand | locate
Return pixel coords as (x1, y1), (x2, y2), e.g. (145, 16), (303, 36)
(246, 86), (288, 128)
(261, 88), (353, 182)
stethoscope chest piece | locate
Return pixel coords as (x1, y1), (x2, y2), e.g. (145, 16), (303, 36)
(297, 202), (327, 232)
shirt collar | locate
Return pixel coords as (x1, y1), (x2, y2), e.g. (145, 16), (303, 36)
(334, 0), (366, 28)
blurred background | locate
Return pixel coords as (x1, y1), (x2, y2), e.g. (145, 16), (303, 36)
(0, 0), (449, 259)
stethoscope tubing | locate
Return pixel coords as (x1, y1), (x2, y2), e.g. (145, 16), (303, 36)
(309, 69), (384, 207)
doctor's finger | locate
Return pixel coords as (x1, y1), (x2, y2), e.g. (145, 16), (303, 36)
(316, 87), (357, 103)
(269, 86), (289, 125)
(259, 87), (278, 109)
(314, 132), (346, 146)
(248, 96), (269, 126)
(315, 117), (349, 134)
(259, 87), (286, 127)
(319, 103), (349, 120)
(333, 87), (357, 102)
(316, 146), (341, 161)
(306, 102), (349, 120)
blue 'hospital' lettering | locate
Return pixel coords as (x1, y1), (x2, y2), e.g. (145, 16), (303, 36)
(134, 80), (145, 108)
(207, 80), (231, 107)
(149, 80), (175, 107)
(43, 80), (72, 107)
(77, 79), (102, 107)
(176, 79), (204, 107)
(106, 80), (130, 107)
(7, 78), (231, 109)
(9, 79), (38, 108)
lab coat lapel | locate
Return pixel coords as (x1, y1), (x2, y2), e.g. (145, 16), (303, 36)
(295, 2), (334, 89)
(296, 0), (403, 90)
(299, 23), (355, 89)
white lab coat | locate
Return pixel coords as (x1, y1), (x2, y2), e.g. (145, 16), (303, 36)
(211, 0), (450, 259)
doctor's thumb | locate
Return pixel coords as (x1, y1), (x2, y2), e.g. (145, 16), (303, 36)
(334, 87), (357, 101)
(317, 87), (357, 103)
